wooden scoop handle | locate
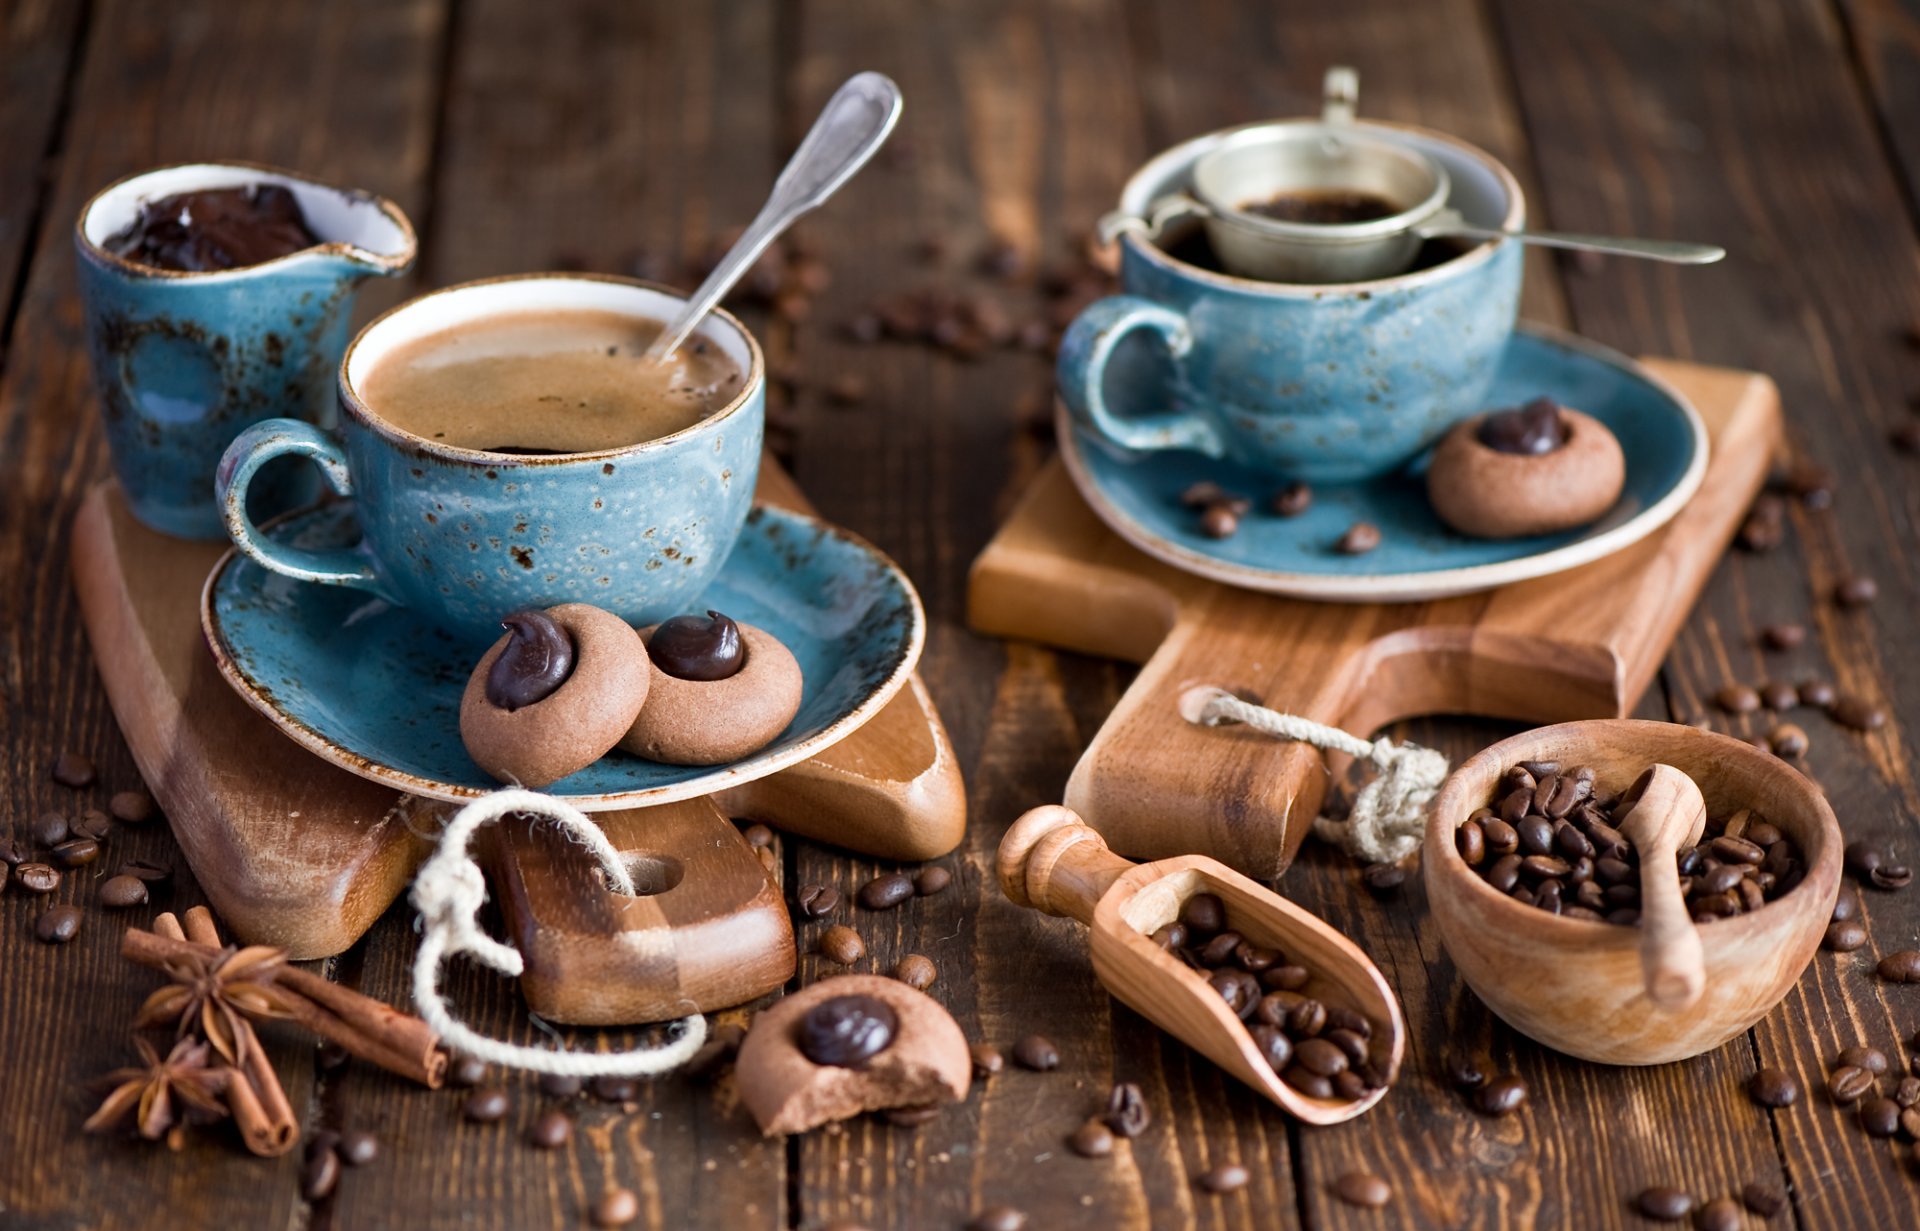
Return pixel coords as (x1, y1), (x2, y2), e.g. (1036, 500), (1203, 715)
(999, 805), (1138, 925)
(1617, 764), (1709, 1010)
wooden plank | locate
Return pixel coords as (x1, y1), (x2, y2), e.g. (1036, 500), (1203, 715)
(0, 0), (85, 349)
(1491, 0), (1920, 1226)
(1836, 0), (1920, 221)
(0, 1), (445, 1227)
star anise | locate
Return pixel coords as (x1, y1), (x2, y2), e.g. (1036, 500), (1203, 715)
(133, 944), (294, 1065)
(84, 1036), (229, 1141)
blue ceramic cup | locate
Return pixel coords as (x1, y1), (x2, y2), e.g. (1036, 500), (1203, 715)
(215, 274), (765, 633)
(1059, 123), (1525, 483)
(76, 162), (416, 539)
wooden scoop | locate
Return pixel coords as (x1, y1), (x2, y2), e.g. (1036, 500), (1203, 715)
(998, 805), (1404, 1125)
(1614, 763), (1709, 1009)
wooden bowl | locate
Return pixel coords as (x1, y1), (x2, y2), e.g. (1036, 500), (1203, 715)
(1423, 719), (1841, 1064)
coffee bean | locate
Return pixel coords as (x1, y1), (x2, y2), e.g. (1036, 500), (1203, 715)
(913, 866), (951, 896)
(72, 810), (110, 841)
(819, 925), (865, 965)
(1456, 819), (1486, 866)
(1012, 1034), (1060, 1071)
(51, 839), (99, 868)
(14, 862), (59, 894)
(857, 872), (914, 910)
(1103, 1082), (1151, 1137)
(1180, 893), (1225, 937)
(1473, 1075), (1528, 1116)
(1697, 1196), (1743, 1231)
(1199, 931), (1244, 966)
(464, 1088), (510, 1122)
(1748, 1068), (1800, 1107)
(1198, 504), (1239, 538)
(970, 1044), (1004, 1077)
(1768, 723), (1809, 758)
(1208, 969), (1259, 1018)
(591, 1186), (640, 1227)
(1825, 921), (1868, 952)
(1231, 941), (1280, 973)
(1845, 841), (1887, 878)
(1878, 950), (1920, 983)
(1828, 1065), (1874, 1103)
(109, 790), (156, 824)
(1759, 680), (1799, 710)
(1335, 522), (1381, 555)
(740, 822), (773, 849)
(119, 859), (171, 884)
(1741, 1181), (1787, 1217)
(98, 874), (149, 909)
(1331, 1171), (1390, 1209)
(448, 1054), (487, 1087)
(1897, 1076), (1920, 1108)
(1716, 684), (1761, 713)
(1517, 815), (1554, 856)
(1282, 1065), (1335, 1099)
(1286, 998), (1327, 1038)
(1361, 862), (1405, 894)
(50, 751), (96, 788)
(1835, 575), (1879, 607)
(1271, 482), (1312, 517)
(1903, 1106), (1920, 1140)
(1831, 695), (1887, 731)
(1149, 923), (1187, 950)
(35, 904), (81, 944)
(1838, 1045), (1889, 1074)
(1197, 1164), (1250, 1194)
(539, 1071), (582, 1098)
(1447, 1053), (1489, 1089)
(301, 1144), (340, 1201)
(30, 812), (69, 847)
(0, 836), (23, 865)
(591, 1075), (638, 1103)
(795, 883), (840, 918)
(1067, 1119), (1114, 1158)
(965, 1206), (1026, 1231)
(1635, 1186), (1693, 1221)
(1294, 1038), (1347, 1077)
(338, 1130), (379, 1166)
(521, 1108), (572, 1149)
(1871, 864), (1914, 891)
(1861, 1095), (1902, 1137)
(1261, 964), (1310, 992)
(1710, 836), (1766, 865)
(1759, 623), (1806, 650)
(1799, 678), (1837, 708)
(894, 954), (937, 990)
(1249, 1024), (1293, 1073)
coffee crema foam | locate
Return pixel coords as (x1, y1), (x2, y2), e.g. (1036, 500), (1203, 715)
(360, 308), (745, 454)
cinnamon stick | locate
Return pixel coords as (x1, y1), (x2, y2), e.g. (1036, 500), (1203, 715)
(182, 905), (221, 948)
(121, 928), (446, 1088)
(152, 911), (185, 941)
(223, 1024), (299, 1158)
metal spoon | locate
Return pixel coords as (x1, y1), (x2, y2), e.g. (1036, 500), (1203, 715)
(1415, 209), (1724, 265)
(644, 72), (903, 362)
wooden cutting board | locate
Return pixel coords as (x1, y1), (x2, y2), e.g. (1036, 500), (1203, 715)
(71, 461), (965, 990)
(967, 359), (1779, 880)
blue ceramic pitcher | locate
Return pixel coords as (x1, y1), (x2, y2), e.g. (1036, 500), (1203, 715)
(75, 162), (416, 539)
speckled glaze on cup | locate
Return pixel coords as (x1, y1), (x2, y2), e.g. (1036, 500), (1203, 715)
(76, 162), (416, 539)
(215, 273), (764, 634)
(1060, 122), (1525, 483)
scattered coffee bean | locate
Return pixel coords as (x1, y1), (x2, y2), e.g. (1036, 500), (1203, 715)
(50, 751), (96, 788)
(119, 859), (171, 884)
(338, 1130), (379, 1166)
(539, 1071), (582, 1098)
(1778, 462), (1834, 506)
(109, 789), (155, 824)
(51, 838), (99, 869)
(591, 1186), (640, 1227)
(795, 883), (840, 919)
(448, 1054), (488, 1087)
(1738, 495), (1787, 551)
(1447, 1053), (1489, 1090)
(1473, 1075), (1528, 1116)
(1871, 864), (1913, 891)
(1331, 1171), (1391, 1209)
(301, 1143), (340, 1201)
(1635, 1186), (1694, 1221)
(1798, 678), (1836, 708)
(72, 810), (110, 841)
(1834, 576), (1879, 608)
(98, 874), (149, 909)
(1335, 522), (1381, 555)
(31, 812), (69, 847)
(1825, 920), (1868, 952)
(1758, 680), (1798, 711)
(893, 954), (937, 990)
(1068, 1119), (1114, 1158)
(527, 1109), (573, 1149)
(857, 872), (915, 910)
(1748, 1068), (1800, 1108)
(1741, 1180), (1786, 1217)
(1845, 841), (1887, 878)
(1861, 1095), (1902, 1137)
(591, 1075), (638, 1103)
(1840, 1044), (1892, 1075)
(913, 866), (951, 896)
(1012, 1034), (1060, 1071)
(1831, 695), (1887, 731)
(1361, 862), (1405, 895)
(1104, 1082), (1150, 1138)
(966, 1206), (1026, 1231)
(1716, 684), (1761, 714)
(1897, 1076), (1920, 1108)
(970, 1045), (1004, 1077)
(463, 1088), (510, 1122)
(35, 904), (81, 944)
(1768, 723), (1809, 758)
(1759, 623), (1806, 650)
(1697, 1196), (1743, 1231)
(1197, 1164), (1250, 1194)
(1828, 1065), (1874, 1103)
(0, 836), (23, 865)
(819, 925), (866, 965)
(1877, 950), (1920, 983)
(825, 374), (868, 406)
(1271, 482), (1312, 517)
(741, 822), (774, 849)
(1198, 504), (1239, 539)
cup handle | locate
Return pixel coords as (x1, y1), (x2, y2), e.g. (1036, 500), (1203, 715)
(1056, 295), (1223, 457)
(215, 418), (389, 596)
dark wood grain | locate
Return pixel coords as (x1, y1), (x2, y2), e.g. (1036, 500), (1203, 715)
(0, 0), (86, 360)
(1837, 0), (1920, 219)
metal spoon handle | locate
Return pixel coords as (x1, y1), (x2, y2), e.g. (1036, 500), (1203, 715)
(1418, 216), (1725, 265)
(645, 71), (903, 362)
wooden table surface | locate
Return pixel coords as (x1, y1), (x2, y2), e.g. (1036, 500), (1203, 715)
(4, 1), (1919, 1227)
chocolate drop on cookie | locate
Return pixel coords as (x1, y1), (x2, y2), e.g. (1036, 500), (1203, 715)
(649, 610), (746, 681)
(797, 995), (899, 1068)
(485, 609), (576, 710)
(1477, 397), (1569, 456)
(105, 184), (321, 273)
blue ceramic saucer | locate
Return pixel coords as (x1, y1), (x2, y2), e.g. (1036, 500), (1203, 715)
(202, 503), (924, 809)
(1057, 324), (1708, 602)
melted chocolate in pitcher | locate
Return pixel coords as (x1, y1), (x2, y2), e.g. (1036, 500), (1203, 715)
(105, 184), (321, 273)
